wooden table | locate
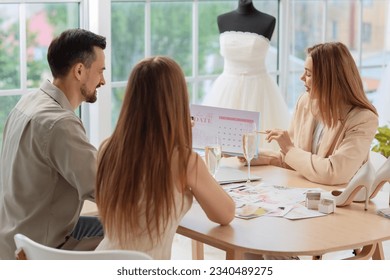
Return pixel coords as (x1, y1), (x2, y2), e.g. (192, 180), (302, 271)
(177, 158), (390, 260)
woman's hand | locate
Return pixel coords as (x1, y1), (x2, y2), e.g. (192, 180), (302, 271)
(265, 129), (294, 154)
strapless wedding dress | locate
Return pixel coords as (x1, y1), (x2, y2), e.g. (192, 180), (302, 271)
(203, 31), (291, 150)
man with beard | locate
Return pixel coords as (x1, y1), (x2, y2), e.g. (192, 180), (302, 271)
(0, 28), (106, 259)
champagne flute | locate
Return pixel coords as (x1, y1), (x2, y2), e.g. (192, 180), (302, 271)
(242, 131), (257, 183)
(205, 138), (222, 178)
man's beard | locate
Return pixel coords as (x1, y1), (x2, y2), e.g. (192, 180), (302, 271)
(81, 84), (97, 103)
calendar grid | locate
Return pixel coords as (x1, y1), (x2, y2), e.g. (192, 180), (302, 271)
(191, 105), (260, 156)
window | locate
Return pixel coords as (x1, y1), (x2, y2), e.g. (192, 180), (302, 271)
(331, 21), (338, 40)
(362, 22), (372, 43)
(1, 0), (389, 149)
(288, 0), (389, 108)
(110, 0), (279, 126)
(0, 1), (81, 151)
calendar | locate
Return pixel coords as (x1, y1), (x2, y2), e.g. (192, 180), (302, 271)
(190, 104), (260, 156)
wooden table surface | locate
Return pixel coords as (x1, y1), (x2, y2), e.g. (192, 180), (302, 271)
(81, 157), (390, 260)
(177, 158), (390, 260)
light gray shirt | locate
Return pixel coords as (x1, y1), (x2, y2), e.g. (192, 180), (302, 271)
(311, 120), (325, 154)
(0, 80), (97, 259)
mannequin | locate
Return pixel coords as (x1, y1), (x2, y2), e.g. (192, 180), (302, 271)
(202, 0), (290, 151)
(217, 0), (276, 40)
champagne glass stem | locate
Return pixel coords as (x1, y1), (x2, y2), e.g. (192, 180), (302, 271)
(247, 159), (251, 183)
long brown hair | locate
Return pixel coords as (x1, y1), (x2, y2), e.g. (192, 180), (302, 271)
(96, 56), (192, 246)
(307, 42), (377, 127)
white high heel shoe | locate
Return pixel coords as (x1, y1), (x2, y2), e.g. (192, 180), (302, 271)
(354, 156), (390, 203)
(369, 156), (390, 202)
(330, 161), (375, 210)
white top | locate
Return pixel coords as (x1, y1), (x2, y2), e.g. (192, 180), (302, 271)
(96, 187), (193, 260)
(311, 121), (325, 154)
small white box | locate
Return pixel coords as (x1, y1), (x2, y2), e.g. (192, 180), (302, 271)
(306, 191), (321, 210)
(318, 198), (335, 214)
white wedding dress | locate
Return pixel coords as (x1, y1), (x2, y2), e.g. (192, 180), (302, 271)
(203, 31), (291, 150)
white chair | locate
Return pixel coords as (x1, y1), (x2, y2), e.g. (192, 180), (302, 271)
(14, 233), (152, 260)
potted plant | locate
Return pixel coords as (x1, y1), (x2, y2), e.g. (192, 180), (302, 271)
(371, 125), (390, 158)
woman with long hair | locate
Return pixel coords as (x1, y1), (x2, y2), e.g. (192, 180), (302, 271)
(250, 42), (378, 186)
(95, 56), (235, 259)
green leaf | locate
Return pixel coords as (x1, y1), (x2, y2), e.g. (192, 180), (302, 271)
(372, 125), (390, 158)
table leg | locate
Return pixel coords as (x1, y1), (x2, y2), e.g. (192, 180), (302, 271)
(372, 242), (384, 260)
(344, 244), (377, 260)
(191, 240), (204, 260)
(226, 250), (244, 260)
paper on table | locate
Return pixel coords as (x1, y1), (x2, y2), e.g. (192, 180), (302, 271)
(266, 205), (294, 217)
(225, 183), (329, 220)
(283, 204), (327, 220)
(377, 207), (390, 219)
(235, 205), (268, 219)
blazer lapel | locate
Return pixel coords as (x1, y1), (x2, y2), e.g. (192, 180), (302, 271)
(297, 103), (316, 152)
(317, 107), (352, 157)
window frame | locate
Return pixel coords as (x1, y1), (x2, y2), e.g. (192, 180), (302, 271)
(1, 0), (389, 149)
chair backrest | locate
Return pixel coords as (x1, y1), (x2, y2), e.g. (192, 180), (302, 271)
(14, 233), (152, 260)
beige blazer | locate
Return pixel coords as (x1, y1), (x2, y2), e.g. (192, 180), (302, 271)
(258, 93), (378, 185)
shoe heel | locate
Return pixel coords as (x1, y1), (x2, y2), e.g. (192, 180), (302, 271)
(331, 160), (375, 210)
(364, 185), (369, 211)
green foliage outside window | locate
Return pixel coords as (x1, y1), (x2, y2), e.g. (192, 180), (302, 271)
(372, 126), (390, 158)
(0, 3), (79, 152)
(110, 1), (238, 126)
(0, 13), (20, 90)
